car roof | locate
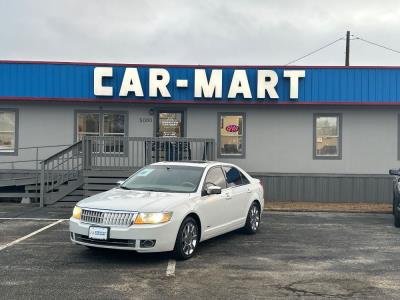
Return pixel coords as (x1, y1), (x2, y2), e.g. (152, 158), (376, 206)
(150, 161), (227, 168)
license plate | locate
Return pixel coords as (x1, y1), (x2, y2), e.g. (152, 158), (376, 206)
(88, 227), (108, 240)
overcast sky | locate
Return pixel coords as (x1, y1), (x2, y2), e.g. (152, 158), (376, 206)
(1, 0), (400, 66)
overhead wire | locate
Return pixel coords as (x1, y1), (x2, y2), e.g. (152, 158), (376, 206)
(353, 36), (400, 55)
(284, 36), (345, 65)
(284, 34), (400, 66)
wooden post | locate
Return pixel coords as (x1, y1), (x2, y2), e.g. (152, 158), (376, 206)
(345, 30), (350, 66)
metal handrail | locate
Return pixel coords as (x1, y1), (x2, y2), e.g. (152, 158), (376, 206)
(13, 144), (71, 151)
(0, 144), (72, 170)
(40, 141), (83, 207)
(42, 142), (80, 163)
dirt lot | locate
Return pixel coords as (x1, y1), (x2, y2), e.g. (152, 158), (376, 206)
(0, 204), (399, 299)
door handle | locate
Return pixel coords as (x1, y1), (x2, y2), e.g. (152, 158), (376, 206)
(247, 188), (251, 193)
(224, 192), (232, 199)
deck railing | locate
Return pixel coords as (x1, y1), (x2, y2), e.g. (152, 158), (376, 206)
(82, 136), (215, 170)
(40, 141), (83, 206)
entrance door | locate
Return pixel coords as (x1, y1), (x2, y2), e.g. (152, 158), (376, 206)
(156, 111), (184, 137)
(152, 111), (185, 162)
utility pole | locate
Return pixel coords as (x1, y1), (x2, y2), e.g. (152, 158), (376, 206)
(345, 30), (350, 66)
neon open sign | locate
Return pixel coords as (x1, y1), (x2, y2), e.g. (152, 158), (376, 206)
(225, 124), (239, 132)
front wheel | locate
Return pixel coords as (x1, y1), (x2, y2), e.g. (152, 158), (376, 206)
(244, 202), (261, 234)
(173, 217), (199, 260)
(394, 198), (400, 228)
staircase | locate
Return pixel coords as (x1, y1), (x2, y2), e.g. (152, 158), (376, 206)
(39, 141), (85, 207)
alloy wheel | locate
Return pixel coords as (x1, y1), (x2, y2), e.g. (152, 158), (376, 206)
(250, 205), (260, 231)
(181, 221), (198, 256)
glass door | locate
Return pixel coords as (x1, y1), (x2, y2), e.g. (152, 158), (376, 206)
(153, 111), (185, 161)
(156, 112), (184, 137)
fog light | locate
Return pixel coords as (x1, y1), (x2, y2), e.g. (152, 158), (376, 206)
(140, 240), (156, 248)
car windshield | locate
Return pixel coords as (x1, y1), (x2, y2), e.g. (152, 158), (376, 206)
(120, 165), (204, 193)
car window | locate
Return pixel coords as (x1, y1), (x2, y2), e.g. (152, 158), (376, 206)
(204, 167), (227, 190)
(241, 173), (250, 185)
(223, 166), (249, 187)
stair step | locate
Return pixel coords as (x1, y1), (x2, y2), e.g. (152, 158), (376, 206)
(44, 178), (84, 205)
(69, 189), (84, 196)
(84, 177), (127, 184)
(84, 190), (102, 197)
(61, 195), (85, 202)
(49, 201), (76, 208)
(83, 184), (116, 191)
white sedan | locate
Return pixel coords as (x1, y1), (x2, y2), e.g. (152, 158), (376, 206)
(69, 161), (264, 260)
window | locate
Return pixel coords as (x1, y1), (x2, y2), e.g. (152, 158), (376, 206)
(204, 167), (227, 190)
(314, 114), (342, 159)
(77, 113), (100, 141)
(218, 113), (245, 158)
(0, 110), (17, 154)
(223, 166), (249, 187)
(103, 113), (126, 153)
(76, 111), (127, 153)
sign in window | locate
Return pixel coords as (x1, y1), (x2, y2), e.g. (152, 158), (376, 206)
(218, 113), (245, 158)
(0, 111), (16, 153)
(314, 114), (341, 159)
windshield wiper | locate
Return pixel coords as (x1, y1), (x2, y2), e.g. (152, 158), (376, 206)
(140, 187), (174, 192)
(119, 186), (132, 190)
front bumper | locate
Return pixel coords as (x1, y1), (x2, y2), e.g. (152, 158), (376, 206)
(69, 217), (180, 252)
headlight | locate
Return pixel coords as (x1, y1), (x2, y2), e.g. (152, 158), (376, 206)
(134, 212), (172, 224)
(72, 206), (82, 220)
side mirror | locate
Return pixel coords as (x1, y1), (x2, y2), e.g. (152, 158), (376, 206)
(116, 180), (125, 186)
(389, 169), (400, 176)
(207, 186), (222, 195)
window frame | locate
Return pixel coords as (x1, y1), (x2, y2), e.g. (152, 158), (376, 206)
(0, 108), (18, 156)
(74, 110), (129, 141)
(313, 113), (342, 160)
(74, 110), (129, 155)
(217, 112), (246, 159)
(222, 165), (250, 188)
(154, 108), (186, 137)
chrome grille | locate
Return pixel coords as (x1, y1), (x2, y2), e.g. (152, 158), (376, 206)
(81, 209), (137, 226)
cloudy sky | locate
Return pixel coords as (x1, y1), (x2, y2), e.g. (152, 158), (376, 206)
(1, 0), (400, 66)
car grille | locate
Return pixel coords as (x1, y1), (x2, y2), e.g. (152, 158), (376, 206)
(81, 209), (137, 226)
(73, 233), (136, 248)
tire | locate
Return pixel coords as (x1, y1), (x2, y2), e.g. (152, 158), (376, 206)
(173, 217), (199, 260)
(244, 201), (261, 234)
(395, 215), (400, 228)
(394, 198), (400, 228)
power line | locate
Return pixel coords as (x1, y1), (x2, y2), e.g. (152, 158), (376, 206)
(353, 36), (400, 55)
(285, 37), (345, 65)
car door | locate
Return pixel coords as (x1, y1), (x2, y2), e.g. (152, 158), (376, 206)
(198, 166), (232, 238)
(223, 166), (251, 226)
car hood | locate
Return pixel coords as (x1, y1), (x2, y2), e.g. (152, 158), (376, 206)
(77, 188), (191, 212)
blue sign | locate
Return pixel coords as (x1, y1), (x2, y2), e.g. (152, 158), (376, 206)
(0, 61), (400, 105)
